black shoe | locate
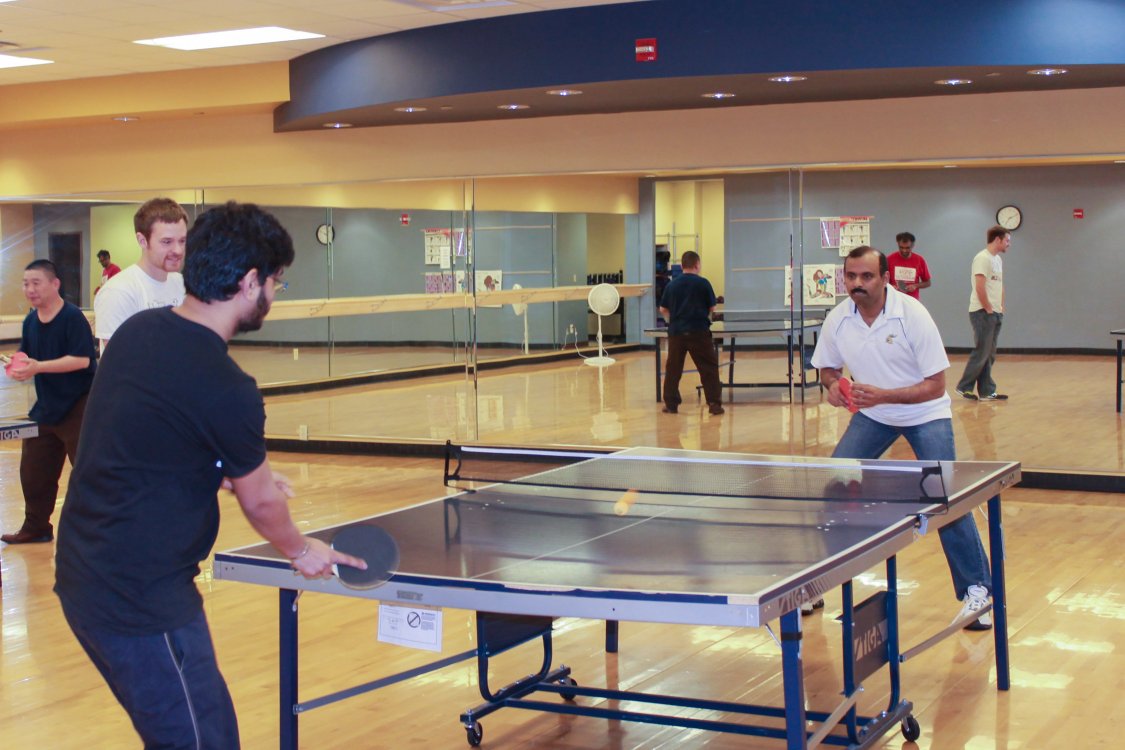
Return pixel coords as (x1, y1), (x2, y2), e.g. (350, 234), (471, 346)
(800, 598), (825, 616)
(981, 392), (1008, 401)
(661, 406), (678, 414)
(1, 528), (54, 544)
(957, 390), (978, 400)
(708, 404), (725, 415)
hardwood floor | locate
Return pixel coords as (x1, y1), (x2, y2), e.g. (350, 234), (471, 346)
(1, 348), (1122, 748)
(259, 349), (1125, 473)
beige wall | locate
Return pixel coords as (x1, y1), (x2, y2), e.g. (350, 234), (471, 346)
(700, 180), (725, 299)
(586, 214), (626, 277)
(3, 88), (1124, 202)
(0, 204), (34, 315)
(89, 204), (143, 297)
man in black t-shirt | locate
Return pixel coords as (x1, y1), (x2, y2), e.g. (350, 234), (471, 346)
(54, 202), (365, 749)
(658, 251), (724, 415)
(1, 260), (96, 545)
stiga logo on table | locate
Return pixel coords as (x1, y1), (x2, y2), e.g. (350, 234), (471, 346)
(853, 591), (891, 682)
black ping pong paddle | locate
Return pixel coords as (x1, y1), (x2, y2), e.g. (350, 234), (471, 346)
(331, 525), (400, 590)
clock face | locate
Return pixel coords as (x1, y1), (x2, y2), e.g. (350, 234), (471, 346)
(316, 223), (334, 245)
(996, 205), (1021, 230)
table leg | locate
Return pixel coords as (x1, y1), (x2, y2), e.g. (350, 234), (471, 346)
(780, 609), (808, 749)
(987, 495), (1011, 691)
(726, 337), (735, 401)
(280, 589), (299, 750)
(1116, 339), (1122, 413)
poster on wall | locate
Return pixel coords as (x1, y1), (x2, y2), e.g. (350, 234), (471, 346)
(838, 216), (872, 257)
(476, 270), (503, 307)
(834, 265), (847, 296)
(423, 272), (456, 294)
(803, 264), (837, 306)
(423, 228), (452, 267)
(820, 218), (842, 249)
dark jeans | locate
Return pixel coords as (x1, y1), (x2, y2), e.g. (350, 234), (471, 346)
(833, 413), (991, 599)
(18, 394), (87, 535)
(62, 605), (240, 750)
(663, 329), (722, 408)
(956, 310), (1003, 396)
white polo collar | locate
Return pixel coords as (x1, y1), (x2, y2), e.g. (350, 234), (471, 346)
(847, 285), (905, 323)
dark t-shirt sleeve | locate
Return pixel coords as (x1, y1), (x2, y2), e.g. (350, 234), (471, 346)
(203, 379), (267, 479)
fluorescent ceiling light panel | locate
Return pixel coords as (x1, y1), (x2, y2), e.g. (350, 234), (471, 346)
(135, 27), (323, 51)
(0, 53), (53, 68)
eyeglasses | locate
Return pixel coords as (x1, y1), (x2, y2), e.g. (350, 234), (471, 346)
(273, 281), (288, 293)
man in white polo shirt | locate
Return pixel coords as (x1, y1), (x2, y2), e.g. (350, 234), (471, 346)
(809, 245), (993, 630)
(94, 197), (188, 352)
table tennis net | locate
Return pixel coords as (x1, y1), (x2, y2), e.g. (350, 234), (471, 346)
(444, 444), (949, 505)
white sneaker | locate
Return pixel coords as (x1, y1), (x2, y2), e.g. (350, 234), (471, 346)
(957, 584), (993, 631)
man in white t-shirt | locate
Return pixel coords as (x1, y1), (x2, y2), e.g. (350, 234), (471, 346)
(809, 245), (994, 630)
(94, 198), (188, 351)
(956, 225), (1010, 401)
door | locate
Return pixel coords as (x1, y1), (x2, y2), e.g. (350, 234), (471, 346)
(48, 232), (82, 306)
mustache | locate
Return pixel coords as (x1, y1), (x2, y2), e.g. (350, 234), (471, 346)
(850, 288), (868, 295)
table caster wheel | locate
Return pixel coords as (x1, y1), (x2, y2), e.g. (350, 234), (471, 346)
(901, 714), (921, 742)
(466, 722), (483, 747)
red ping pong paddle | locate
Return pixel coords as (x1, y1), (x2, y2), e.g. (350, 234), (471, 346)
(331, 525), (400, 590)
(3, 352), (28, 376)
(837, 377), (859, 413)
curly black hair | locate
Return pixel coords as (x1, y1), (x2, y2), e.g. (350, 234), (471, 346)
(184, 202), (295, 302)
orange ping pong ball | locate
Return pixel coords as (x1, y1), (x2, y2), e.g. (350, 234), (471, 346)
(614, 488), (640, 516)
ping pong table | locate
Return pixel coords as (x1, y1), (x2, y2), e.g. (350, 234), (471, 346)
(215, 444), (1019, 750)
(1113, 329), (1124, 412)
(644, 309), (827, 403)
(0, 418), (37, 587)
(0, 418), (37, 442)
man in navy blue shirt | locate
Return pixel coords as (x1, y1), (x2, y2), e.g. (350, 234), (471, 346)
(1, 259), (96, 545)
(658, 251), (723, 415)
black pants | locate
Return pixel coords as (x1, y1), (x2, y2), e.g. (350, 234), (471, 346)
(663, 329), (723, 408)
(18, 394), (87, 535)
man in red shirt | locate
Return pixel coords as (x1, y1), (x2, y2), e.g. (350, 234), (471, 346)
(94, 249), (121, 295)
(886, 232), (931, 300)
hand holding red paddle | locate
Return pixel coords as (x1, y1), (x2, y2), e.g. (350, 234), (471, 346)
(837, 376), (859, 413)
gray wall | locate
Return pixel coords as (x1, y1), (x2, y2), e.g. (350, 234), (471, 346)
(239, 207), (597, 349)
(726, 165), (1125, 350)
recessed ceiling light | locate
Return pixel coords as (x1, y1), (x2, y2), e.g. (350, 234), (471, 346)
(546, 89), (583, 96)
(702, 92), (736, 99)
(322, 122), (352, 129)
(112, 116), (140, 122)
(135, 27), (323, 51)
(394, 106), (427, 113)
(498, 104), (529, 110)
(1028, 68), (1068, 76)
(769, 75), (807, 83)
(0, 53), (53, 68)
(935, 79), (972, 86)
(943, 165), (958, 168)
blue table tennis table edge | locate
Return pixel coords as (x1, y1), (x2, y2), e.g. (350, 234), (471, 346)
(213, 450), (1020, 750)
(0, 418), (37, 441)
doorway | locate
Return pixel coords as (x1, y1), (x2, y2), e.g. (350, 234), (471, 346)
(48, 232), (83, 306)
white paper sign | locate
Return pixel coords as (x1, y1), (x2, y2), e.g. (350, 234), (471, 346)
(378, 603), (443, 652)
